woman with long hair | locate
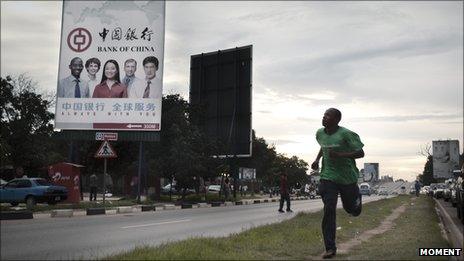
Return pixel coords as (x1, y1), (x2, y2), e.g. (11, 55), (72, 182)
(92, 59), (128, 98)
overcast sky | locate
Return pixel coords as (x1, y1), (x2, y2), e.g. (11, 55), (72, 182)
(1, 1), (463, 181)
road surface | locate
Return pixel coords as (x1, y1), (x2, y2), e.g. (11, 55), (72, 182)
(1, 196), (386, 260)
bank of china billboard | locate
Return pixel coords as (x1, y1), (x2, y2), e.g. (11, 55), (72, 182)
(55, 1), (165, 131)
(433, 140), (460, 179)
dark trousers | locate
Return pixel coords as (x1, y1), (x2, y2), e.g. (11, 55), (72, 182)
(90, 186), (97, 201)
(279, 193), (291, 211)
(319, 179), (361, 251)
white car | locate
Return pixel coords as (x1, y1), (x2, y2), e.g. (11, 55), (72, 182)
(208, 185), (221, 193)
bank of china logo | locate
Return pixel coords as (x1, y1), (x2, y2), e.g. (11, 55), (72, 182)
(67, 28), (92, 52)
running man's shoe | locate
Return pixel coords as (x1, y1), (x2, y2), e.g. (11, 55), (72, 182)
(322, 249), (336, 259)
(351, 193), (362, 217)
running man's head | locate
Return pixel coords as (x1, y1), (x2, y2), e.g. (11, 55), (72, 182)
(322, 108), (342, 128)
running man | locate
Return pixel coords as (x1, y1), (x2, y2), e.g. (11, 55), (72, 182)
(311, 108), (364, 259)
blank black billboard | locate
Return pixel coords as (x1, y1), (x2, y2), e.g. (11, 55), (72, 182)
(190, 45), (252, 157)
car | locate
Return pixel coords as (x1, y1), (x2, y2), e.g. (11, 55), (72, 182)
(162, 183), (178, 194)
(400, 185), (406, 194)
(421, 185), (430, 195)
(0, 178), (68, 209)
(162, 183), (195, 195)
(359, 183), (371, 196)
(443, 179), (453, 202)
(432, 183), (447, 199)
(207, 185), (221, 193)
(452, 169), (463, 224)
(378, 190), (389, 196)
(428, 183), (438, 197)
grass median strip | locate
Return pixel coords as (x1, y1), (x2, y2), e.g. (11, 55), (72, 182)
(106, 196), (434, 260)
(336, 196), (449, 260)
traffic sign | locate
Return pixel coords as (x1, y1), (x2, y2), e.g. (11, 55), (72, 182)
(95, 132), (118, 141)
(94, 141), (117, 158)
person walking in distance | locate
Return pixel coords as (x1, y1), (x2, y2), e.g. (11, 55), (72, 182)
(278, 173), (292, 213)
(311, 108), (364, 259)
(414, 180), (421, 197)
(89, 173), (98, 201)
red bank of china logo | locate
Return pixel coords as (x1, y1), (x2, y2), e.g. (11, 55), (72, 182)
(67, 28), (92, 52)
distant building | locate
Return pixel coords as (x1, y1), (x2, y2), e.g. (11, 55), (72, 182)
(380, 175), (394, 182)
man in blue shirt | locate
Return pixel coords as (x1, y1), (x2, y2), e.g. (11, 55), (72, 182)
(57, 57), (89, 98)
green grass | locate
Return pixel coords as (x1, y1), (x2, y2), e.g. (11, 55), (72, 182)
(337, 196), (449, 260)
(107, 196), (426, 260)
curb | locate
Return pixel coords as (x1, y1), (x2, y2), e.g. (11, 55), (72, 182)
(116, 206), (133, 214)
(141, 205), (155, 212)
(86, 208), (106, 215)
(51, 209), (73, 218)
(3, 196), (306, 219)
(0, 210), (34, 220)
(434, 199), (464, 251)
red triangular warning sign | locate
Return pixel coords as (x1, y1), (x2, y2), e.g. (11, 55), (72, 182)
(95, 141), (117, 158)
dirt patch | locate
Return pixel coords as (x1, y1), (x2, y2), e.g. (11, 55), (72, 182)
(307, 199), (410, 260)
(335, 204), (407, 255)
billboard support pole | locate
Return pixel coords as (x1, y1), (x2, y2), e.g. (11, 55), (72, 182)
(103, 158), (106, 205)
(137, 141), (143, 203)
(232, 47), (239, 200)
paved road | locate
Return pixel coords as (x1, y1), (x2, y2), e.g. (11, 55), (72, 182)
(1, 196), (386, 260)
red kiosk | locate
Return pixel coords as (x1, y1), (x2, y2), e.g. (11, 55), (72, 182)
(48, 162), (84, 203)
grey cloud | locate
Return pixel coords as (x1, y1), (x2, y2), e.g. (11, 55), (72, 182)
(257, 110), (272, 114)
(266, 139), (299, 146)
(352, 113), (461, 123)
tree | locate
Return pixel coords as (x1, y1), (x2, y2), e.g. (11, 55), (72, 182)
(1, 75), (56, 175)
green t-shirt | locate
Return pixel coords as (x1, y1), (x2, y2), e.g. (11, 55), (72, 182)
(316, 126), (364, 184)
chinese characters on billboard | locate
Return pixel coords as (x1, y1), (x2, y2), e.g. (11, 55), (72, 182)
(55, 1), (165, 131)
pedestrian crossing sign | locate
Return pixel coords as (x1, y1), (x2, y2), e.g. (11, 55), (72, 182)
(95, 141), (117, 158)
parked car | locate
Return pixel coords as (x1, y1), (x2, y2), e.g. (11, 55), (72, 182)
(428, 183), (438, 197)
(433, 183), (447, 199)
(378, 189), (389, 196)
(452, 169), (463, 224)
(421, 185), (430, 195)
(0, 178), (68, 208)
(161, 183), (178, 194)
(443, 179), (453, 202)
(207, 185), (221, 193)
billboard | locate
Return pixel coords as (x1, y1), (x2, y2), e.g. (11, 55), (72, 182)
(190, 45), (252, 157)
(55, 1), (165, 131)
(239, 167), (256, 180)
(433, 140), (460, 179)
(363, 163), (379, 182)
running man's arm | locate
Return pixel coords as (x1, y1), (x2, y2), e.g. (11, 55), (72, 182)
(311, 148), (323, 170)
(329, 149), (364, 159)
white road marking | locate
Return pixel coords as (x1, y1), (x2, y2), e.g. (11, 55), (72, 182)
(121, 219), (191, 229)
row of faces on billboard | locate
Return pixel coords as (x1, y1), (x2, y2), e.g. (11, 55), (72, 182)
(58, 56), (161, 99)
